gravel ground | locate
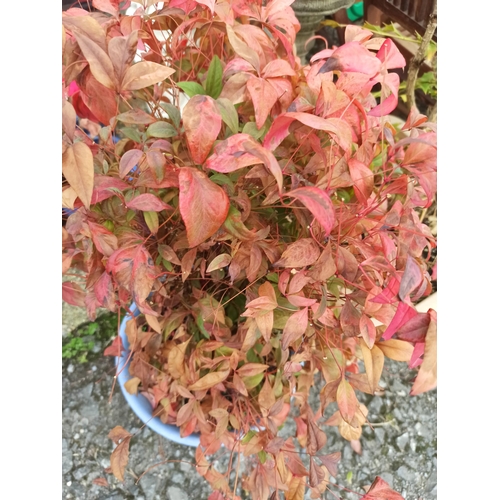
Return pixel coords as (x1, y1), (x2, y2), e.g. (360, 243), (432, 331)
(62, 310), (437, 500)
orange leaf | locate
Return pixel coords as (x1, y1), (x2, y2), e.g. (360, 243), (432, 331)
(285, 475), (306, 500)
(109, 436), (131, 481)
(274, 239), (320, 268)
(188, 370), (230, 391)
(411, 309), (437, 395)
(62, 101), (76, 142)
(62, 142), (94, 209)
(121, 61), (175, 91)
(337, 379), (358, 425)
(360, 341), (384, 393)
(247, 76), (278, 129)
(376, 339), (414, 362)
(282, 308), (308, 350)
(73, 32), (116, 90)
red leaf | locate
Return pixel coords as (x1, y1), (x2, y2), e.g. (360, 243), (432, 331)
(398, 256), (423, 301)
(94, 271), (115, 310)
(126, 193), (172, 212)
(247, 76), (279, 129)
(309, 456), (325, 488)
(263, 112), (352, 152)
(183, 95), (221, 164)
(282, 308), (308, 350)
(369, 277), (399, 304)
(62, 282), (86, 307)
(108, 30), (139, 86)
(287, 186), (335, 235)
(396, 313), (430, 343)
(131, 245), (157, 312)
(361, 476), (404, 499)
(104, 336), (124, 357)
(77, 69), (118, 125)
(179, 167), (230, 248)
(92, 477), (109, 487)
(382, 301), (417, 340)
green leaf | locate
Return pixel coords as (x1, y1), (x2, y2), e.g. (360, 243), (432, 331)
(242, 121), (268, 140)
(209, 173), (235, 194)
(216, 97), (239, 135)
(258, 450), (267, 464)
(160, 102), (181, 128)
(243, 372), (264, 390)
(241, 430), (256, 444)
(146, 121), (177, 138)
(144, 210), (159, 233)
(204, 55), (223, 99)
(120, 127), (143, 143)
(177, 81), (206, 98)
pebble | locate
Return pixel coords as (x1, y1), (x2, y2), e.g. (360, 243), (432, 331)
(67, 364), (75, 374)
(167, 486), (189, 500)
(397, 465), (415, 482)
(397, 432), (409, 451)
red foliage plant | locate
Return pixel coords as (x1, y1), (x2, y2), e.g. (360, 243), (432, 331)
(62, 1), (437, 499)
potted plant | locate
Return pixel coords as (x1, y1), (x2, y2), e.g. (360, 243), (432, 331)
(62, 1), (437, 499)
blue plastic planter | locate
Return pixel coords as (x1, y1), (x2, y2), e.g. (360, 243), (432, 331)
(115, 303), (201, 447)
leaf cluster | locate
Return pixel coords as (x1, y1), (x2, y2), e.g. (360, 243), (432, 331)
(62, 2), (437, 499)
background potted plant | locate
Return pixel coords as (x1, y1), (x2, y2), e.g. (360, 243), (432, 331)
(62, 1), (437, 498)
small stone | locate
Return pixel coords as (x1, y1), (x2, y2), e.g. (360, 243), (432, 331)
(379, 472), (394, 488)
(374, 427), (385, 442)
(172, 472), (184, 484)
(397, 465), (415, 482)
(66, 481), (72, 487)
(179, 462), (191, 473)
(396, 432), (409, 451)
(73, 433), (80, 440)
(67, 364), (75, 374)
(167, 486), (188, 500)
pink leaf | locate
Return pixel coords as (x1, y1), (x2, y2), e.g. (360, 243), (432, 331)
(179, 167), (230, 248)
(398, 256), (423, 301)
(119, 149), (144, 179)
(409, 341), (425, 369)
(319, 42), (381, 77)
(411, 309), (437, 395)
(376, 39), (406, 69)
(369, 277), (400, 304)
(261, 59), (296, 78)
(247, 76), (279, 130)
(368, 93), (398, 117)
(183, 95), (221, 164)
(194, 0), (215, 12)
(126, 193), (172, 212)
(359, 314), (376, 349)
(348, 158), (373, 204)
(62, 282), (86, 307)
(287, 186), (335, 235)
(241, 139), (283, 193)
(382, 301), (417, 340)
(205, 134), (263, 173)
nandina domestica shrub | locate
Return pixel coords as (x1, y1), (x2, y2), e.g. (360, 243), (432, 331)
(62, 1), (437, 499)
